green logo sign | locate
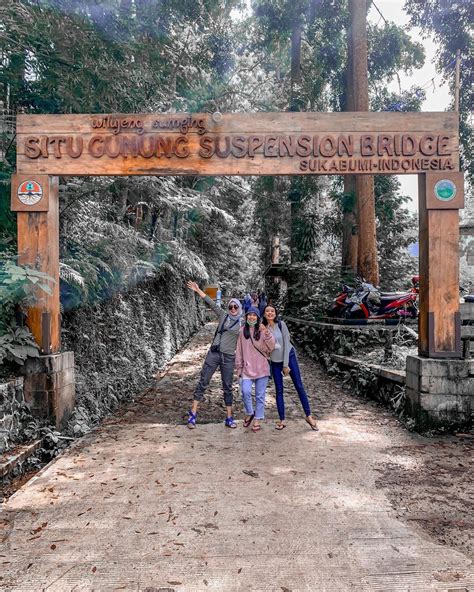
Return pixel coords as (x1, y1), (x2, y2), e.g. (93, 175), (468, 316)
(434, 179), (456, 202)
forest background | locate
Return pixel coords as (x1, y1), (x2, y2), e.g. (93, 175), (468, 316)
(0, 0), (472, 437)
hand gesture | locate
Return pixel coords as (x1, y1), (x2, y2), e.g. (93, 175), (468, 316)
(283, 367), (290, 376)
(187, 280), (199, 292)
(187, 280), (206, 299)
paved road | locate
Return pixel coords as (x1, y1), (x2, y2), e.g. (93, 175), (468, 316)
(1, 324), (473, 591)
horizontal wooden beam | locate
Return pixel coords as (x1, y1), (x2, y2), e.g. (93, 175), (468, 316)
(16, 112), (459, 177)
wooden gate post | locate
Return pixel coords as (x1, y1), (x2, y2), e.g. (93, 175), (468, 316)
(11, 174), (60, 354)
(418, 172), (464, 357)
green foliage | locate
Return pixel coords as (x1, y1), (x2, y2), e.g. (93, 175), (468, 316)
(57, 175), (262, 307)
(368, 22), (425, 84)
(0, 178), (16, 254)
(0, 0), (435, 338)
(371, 87), (426, 113)
(0, 0), (242, 113)
(404, 0), (473, 185)
(0, 261), (56, 368)
(0, 323), (39, 366)
(374, 177), (418, 291)
(253, 176), (290, 263)
(251, 1), (425, 112)
(248, 0), (426, 277)
(0, 262), (55, 328)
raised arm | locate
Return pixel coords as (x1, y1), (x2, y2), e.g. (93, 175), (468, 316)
(187, 280), (225, 320)
(187, 280), (207, 299)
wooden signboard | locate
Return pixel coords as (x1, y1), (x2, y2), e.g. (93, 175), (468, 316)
(16, 112), (459, 177)
(13, 111), (464, 363)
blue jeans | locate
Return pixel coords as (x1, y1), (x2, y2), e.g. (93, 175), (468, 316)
(271, 348), (311, 421)
(240, 377), (269, 420)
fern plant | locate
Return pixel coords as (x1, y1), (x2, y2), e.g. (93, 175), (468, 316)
(0, 259), (55, 368)
(0, 321), (39, 366)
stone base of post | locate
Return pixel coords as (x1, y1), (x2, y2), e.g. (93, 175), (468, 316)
(405, 355), (473, 430)
(20, 352), (75, 430)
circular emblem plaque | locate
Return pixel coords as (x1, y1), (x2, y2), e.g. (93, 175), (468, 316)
(17, 180), (43, 206)
(434, 179), (456, 202)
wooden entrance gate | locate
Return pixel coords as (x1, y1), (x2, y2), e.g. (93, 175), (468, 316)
(12, 111), (464, 358)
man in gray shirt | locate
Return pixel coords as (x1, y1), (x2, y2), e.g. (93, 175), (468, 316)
(186, 281), (242, 429)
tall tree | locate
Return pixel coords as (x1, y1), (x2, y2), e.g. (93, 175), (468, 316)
(288, 6), (304, 262)
(404, 0), (473, 189)
(341, 12), (358, 276)
(0, 0), (241, 114)
(350, 0), (379, 285)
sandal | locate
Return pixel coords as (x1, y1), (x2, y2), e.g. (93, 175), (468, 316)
(225, 416), (237, 429)
(275, 421), (286, 431)
(187, 410), (197, 429)
(252, 423), (261, 432)
(243, 414), (255, 428)
(305, 417), (319, 431)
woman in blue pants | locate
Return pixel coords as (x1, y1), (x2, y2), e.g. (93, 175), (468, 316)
(262, 305), (318, 431)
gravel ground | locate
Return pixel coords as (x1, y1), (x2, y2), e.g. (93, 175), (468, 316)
(4, 322), (473, 562)
(112, 323), (474, 560)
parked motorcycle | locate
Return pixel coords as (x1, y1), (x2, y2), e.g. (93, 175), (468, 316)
(346, 283), (417, 319)
(326, 283), (354, 318)
(327, 276), (419, 320)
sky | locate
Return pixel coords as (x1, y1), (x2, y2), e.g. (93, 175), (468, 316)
(368, 1), (452, 213)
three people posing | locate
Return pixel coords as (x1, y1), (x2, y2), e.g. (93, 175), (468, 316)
(187, 281), (318, 431)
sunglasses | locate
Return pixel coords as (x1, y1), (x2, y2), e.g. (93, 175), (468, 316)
(228, 304), (239, 310)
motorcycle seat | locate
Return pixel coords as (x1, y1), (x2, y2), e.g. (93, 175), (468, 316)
(380, 292), (410, 301)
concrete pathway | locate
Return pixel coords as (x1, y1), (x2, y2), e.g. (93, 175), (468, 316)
(1, 325), (473, 591)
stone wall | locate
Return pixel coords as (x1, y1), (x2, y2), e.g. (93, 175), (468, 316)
(1, 265), (204, 450)
(0, 378), (27, 453)
(405, 356), (474, 430)
(61, 265), (204, 436)
(284, 318), (397, 364)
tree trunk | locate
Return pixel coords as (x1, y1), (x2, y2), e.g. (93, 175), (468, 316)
(289, 16), (304, 263)
(341, 14), (358, 275)
(341, 176), (358, 274)
(289, 17), (303, 112)
(350, 0), (379, 285)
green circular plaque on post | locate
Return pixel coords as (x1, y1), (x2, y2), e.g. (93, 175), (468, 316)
(434, 179), (457, 202)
